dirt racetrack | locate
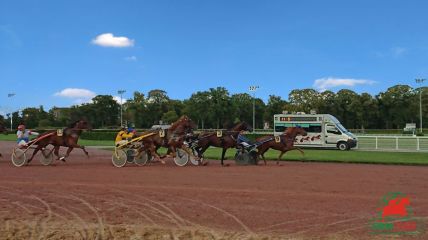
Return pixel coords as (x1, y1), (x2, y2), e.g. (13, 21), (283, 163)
(0, 141), (427, 239)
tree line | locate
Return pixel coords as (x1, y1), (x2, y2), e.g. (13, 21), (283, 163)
(0, 85), (427, 130)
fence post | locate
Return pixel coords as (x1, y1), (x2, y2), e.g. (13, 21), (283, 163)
(375, 137), (378, 150)
(396, 137), (398, 150)
(417, 137), (420, 151)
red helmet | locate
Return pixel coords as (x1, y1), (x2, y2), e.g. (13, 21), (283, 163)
(18, 124), (25, 130)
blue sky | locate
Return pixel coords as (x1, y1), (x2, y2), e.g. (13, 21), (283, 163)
(1, 0), (428, 113)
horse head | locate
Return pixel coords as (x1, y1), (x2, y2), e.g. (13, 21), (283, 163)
(285, 126), (307, 138)
(70, 120), (92, 130)
(170, 115), (196, 134)
(232, 121), (253, 132)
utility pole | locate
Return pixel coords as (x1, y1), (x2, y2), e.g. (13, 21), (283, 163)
(415, 79), (426, 133)
(7, 93), (15, 131)
(117, 90), (126, 127)
(249, 86), (259, 131)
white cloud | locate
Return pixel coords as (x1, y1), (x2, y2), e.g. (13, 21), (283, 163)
(391, 47), (407, 57)
(124, 56), (137, 61)
(113, 96), (127, 104)
(92, 33), (134, 48)
(54, 88), (96, 104)
(313, 77), (375, 91)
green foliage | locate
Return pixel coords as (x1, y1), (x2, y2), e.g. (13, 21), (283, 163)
(1, 85), (427, 131)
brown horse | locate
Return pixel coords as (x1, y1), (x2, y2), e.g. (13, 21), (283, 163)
(255, 127), (307, 165)
(27, 120), (92, 163)
(194, 122), (253, 166)
(139, 115), (197, 163)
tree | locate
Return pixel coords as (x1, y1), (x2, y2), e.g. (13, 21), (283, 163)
(264, 95), (288, 126)
(288, 89), (320, 113)
(208, 87), (233, 128)
(185, 91), (213, 129)
(377, 85), (415, 129)
(335, 89), (361, 129)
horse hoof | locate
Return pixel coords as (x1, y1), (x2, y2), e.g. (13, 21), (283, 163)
(161, 160), (166, 165)
(59, 157), (66, 162)
(202, 161), (208, 166)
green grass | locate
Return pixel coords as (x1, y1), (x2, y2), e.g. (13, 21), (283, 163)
(0, 134), (114, 146)
(2, 134), (428, 165)
(200, 147), (428, 165)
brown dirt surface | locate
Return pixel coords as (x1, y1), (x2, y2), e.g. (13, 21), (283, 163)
(0, 141), (427, 239)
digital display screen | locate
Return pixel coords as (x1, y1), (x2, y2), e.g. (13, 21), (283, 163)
(279, 117), (317, 122)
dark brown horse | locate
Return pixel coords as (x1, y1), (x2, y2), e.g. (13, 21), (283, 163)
(27, 120), (92, 163)
(139, 115), (197, 163)
(255, 126), (307, 165)
(194, 122), (253, 166)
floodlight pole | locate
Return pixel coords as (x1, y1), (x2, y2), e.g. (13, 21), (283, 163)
(117, 90), (126, 127)
(249, 86), (259, 131)
(416, 79), (426, 133)
(7, 93), (15, 131)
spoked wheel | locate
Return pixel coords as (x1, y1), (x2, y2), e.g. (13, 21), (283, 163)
(40, 148), (54, 166)
(11, 148), (27, 167)
(134, 151), (150, 165)
(112, 149), (127, 168)
(173, 148), (189, 166)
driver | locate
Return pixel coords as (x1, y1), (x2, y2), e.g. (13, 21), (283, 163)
(115, 126), (136, 147)
(237, 129), (253, 149)
(16, 124), (40, 147)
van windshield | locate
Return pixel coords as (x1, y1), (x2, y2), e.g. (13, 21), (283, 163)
(336, 123), (348, 133)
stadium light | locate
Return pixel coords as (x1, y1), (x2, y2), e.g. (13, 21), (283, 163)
(117, 90), (126, 127)
(7, 93), (15, 131)
(249, 86), (259, 131)
(415, 79), (426, 133)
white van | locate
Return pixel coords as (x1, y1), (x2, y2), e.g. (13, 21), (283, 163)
(273, 113), (357, 150)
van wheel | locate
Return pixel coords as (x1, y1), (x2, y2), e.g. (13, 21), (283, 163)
(337, 142), (349, 151)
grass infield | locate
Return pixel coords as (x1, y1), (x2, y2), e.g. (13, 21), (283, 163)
(1, 135), (427, 165)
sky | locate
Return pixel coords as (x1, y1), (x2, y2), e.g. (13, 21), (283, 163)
(1, 0), (428, 114)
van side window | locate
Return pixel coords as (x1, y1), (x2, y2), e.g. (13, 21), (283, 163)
(275, 126), (286, 132)
(308, 125), (322, 133)
(326, 125), (341, 135)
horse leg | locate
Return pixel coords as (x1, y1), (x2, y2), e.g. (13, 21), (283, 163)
(294, 147), (305, 157)
(53, 146), (61, 160)
(27, 145), (44, 163)
(65, 142), (89, 159)
(221, 148), (229, 166)
(149, 145), (165, 164)
(63, 147), (74, 161)
(277, 151), (286, 165)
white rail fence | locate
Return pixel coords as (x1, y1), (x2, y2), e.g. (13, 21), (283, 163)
(355, 136), (428, 152)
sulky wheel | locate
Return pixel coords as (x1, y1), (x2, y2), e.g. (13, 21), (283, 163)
(40, 148), (54, 166)
(11, 148), (27, 167)
(112, 149), (127, 168)
(173, 148), (189, 167)
(134, 151), (150, 165)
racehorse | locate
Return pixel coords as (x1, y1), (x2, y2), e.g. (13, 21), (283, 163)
(194, 122), (253, 166)
(27, 120), (92, 163)
(139, 115), (197, 163)
(255, 126), (307, 165)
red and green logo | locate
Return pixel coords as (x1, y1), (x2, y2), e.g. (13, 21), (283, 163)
(371, 192), (424, 235)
